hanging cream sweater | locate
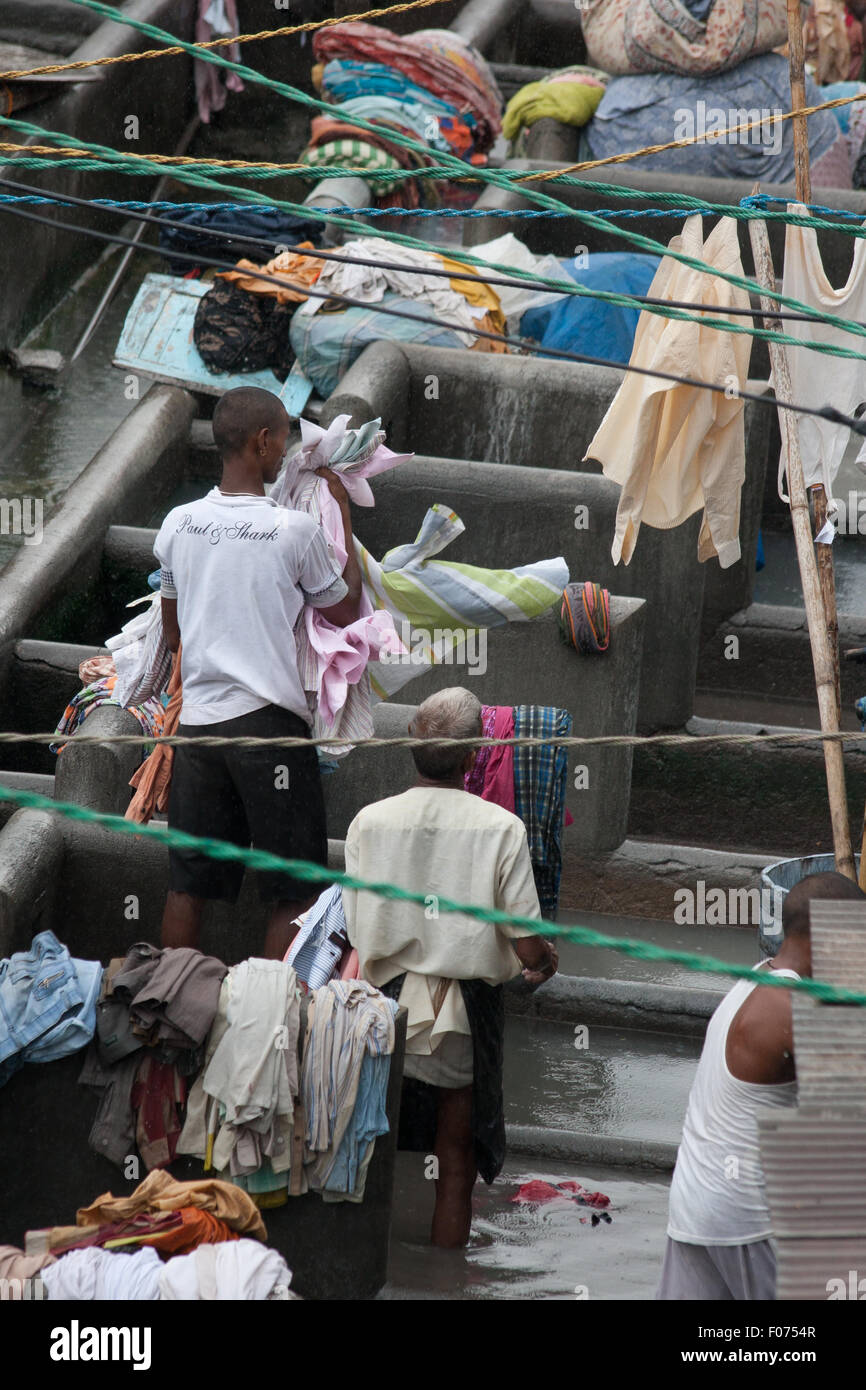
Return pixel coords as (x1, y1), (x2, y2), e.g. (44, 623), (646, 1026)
(585, 215), (751, 570)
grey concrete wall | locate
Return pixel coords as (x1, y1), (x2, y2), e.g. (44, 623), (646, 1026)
(54, 704), (144, 817)
(322, 361), (704, 732)
(0, 385), (195, 716)
(326, 591), (644, 856)
(0, 0), (196, 347)
(0, 809), (63, 958)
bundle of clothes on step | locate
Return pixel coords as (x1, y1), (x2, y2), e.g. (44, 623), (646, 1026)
(573, 0), (865, 187)
(304, 21), (504, 209)
(0, 934), (399, 1210)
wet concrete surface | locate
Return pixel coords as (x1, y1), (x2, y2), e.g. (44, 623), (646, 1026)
(0, 254), (154, 569)
(554, 909), (761, 989)
(382, 1152), (670, 1300)
(755, 529), (865, 613)
(503, 1015), (698, 1141)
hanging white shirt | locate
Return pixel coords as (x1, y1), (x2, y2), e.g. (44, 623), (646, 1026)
(584, 215), (751, 570)
(779, 203), (866, 513)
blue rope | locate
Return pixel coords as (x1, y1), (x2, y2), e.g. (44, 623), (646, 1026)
(0, 194), (714, 220)
(741, 192), (866, 222)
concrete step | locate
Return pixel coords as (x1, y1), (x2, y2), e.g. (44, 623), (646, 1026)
(698, 603), (866, 715)
(628, 714), (866, 858)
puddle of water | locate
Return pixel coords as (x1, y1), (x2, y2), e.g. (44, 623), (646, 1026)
(503, 1016), (698, 1141)
(554, 910), (761, 989)
(383, 1153), (670, 1300)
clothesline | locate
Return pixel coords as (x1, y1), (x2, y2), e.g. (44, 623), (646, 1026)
(6, 111), (866, 353)
(0, 776), (863, 1008)
(0, 176), (845, 329)
(7, 196), (866, 436)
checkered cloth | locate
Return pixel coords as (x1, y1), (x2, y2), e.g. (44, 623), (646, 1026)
(513, 705), (572, 920)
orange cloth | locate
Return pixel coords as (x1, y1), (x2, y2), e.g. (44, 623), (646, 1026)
(469, 310), (509, 353)
(76, 1168), (267, 1241)
(126, 648), (183, 824)
(136, 1205), (238, 1254)
(217, 243), (325, 305)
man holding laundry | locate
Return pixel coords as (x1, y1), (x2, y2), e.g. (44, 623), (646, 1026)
(155, 385), (361, 959)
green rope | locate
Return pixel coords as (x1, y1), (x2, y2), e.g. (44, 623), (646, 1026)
(3, 779), (864, 1008)
(44, 0), (866, 344)
(6, 125), (866, 366)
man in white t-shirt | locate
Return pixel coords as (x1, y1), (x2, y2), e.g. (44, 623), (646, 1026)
(343, 687), (558, 1247)
(658, 870), (865, 1300)
(154, 386), (361, 959)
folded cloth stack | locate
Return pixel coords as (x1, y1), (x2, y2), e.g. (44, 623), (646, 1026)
(313, 22), (502, 153)
(0, 932), (102, 1088)
(34, 1238), (295, 1300)
(503, 65), (609, 148)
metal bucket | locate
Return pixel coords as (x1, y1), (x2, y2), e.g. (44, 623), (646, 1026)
(759, 854), (862, 957)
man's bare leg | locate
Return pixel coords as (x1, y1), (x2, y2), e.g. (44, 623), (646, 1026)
(263, 895), (319, 961)
(161, 891), (206, 949)
(431, 1083), (476, 1248)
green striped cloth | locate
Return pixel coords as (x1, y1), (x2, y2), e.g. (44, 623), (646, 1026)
(301, 139), (400, 196)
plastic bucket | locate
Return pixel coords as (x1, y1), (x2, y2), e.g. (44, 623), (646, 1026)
(759, 854), (862, 957)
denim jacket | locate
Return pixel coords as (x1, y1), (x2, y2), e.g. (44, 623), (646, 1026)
(0, 931), (102, 1086)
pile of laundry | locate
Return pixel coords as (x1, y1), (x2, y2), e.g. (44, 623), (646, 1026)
(1, 1171), (296, 1299)
(303, 21), (504, 209)
(579, 0), (853, 187)
(0, 933), (400, 1208)
(503, 64), (610, 155)
(193, 235), (516, 394)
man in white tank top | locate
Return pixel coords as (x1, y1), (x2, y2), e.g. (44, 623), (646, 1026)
(657, 871), (865, 1300)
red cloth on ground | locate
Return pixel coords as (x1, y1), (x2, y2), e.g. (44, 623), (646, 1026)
(512, 1179), (610, 1208)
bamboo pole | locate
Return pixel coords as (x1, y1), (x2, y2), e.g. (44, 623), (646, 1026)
(787, 0), (842, 717)
(748, 209), (855, 878)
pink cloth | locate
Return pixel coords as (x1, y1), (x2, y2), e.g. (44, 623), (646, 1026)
(273, 415), (411, 732)
(195, 0), (244, 125)
(464, 704), (515, 813)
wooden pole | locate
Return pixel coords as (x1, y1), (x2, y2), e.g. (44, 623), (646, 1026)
(748, 210), (855, 878)
(787, 0), (842, 718)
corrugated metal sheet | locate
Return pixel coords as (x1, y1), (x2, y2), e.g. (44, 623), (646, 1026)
(792, 994), (866, 1106)
(758, 1112), (866, 1236)
(775, 1237), (866, 1301)
(809, 901), (866, 991)
(756, 902), (866, 1296)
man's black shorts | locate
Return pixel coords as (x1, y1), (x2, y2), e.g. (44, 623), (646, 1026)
(167, 704), (327, 903)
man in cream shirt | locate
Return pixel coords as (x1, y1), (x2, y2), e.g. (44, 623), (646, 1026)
(343, 687), (557, 1247)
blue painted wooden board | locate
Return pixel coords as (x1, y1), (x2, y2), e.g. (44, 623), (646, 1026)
(113, 273), (315, 415)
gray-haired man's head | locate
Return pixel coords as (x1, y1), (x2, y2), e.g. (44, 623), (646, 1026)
(409, 687), (482, 781)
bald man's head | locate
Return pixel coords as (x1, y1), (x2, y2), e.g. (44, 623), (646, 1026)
(783, 871), (865, 939)
(212, 387), (289, 457)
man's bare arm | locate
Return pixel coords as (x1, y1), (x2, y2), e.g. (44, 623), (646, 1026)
(161, 596), (180, 654)
(726, 984), (796, 1085)
(316, 467), (362, 627)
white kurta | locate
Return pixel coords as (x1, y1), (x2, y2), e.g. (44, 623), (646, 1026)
(343, 786), (540, 1052)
